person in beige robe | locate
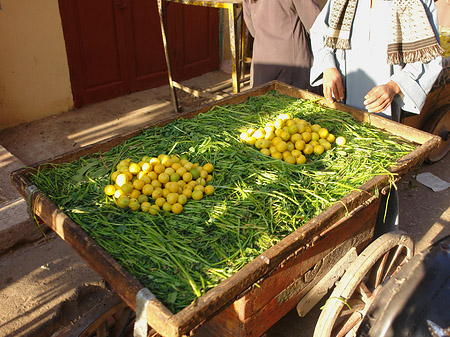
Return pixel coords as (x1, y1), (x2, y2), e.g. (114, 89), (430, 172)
(243, 0), (321, 92)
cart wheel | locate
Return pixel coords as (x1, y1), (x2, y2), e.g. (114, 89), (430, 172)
(313, 231), (414, 337)
(56, 292), (135, 337)
(423, 104), (450, 163)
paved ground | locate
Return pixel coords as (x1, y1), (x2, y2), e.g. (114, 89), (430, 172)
(0, 70), (449, 337)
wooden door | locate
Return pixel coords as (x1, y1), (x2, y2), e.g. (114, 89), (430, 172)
(58, 0), (219, 108)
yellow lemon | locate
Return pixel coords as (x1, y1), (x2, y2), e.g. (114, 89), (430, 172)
(132, 179), (145, 191)
(253, 128), (265, 139)
(245, 136), (257, 146)
(288, 124), (299, 134)
(311, 132), (320, 141)
(336, 136), (347, 146)
(192, 190), (204, 201)
(151, 180), (162, 189)
(128, 199), (140, 211)
(255, 139), (264, 149)
(141, 175), (151, 184)
(178, 194), (188, 205)
(104, 185), (116, 196)
(158, 172), (170, 184)
(264, 125), (275, 134)
(166, 192), (179, 205)
(155, 197), (166, 208)
(320, 140), (332, 150)
(117, 195), (130, 209)
(303, 144), (314, 155)
(148, 205), (160, 215)
(311, 124), (321, 132)
(313, 144), (325, 156)
(176, 167), (187, 176)
(260, 148), (271, 156)
(291, 149), (302, 157)
(296, 123), (306, 133)
(280, 130), (291, 141)
(296, 155), (307, 164)
(183, 172), (193, 182)
(205, 185), (215, 195)
(172, 203), (183, 214)
(142, 184), (154, 196)
(295, 140), (306, 151)
(149, 157), (160, 165)
(271, 151), (283, 160)
(140, 201), (151, 212)
(138, 194), (149, 204)
(161, 156), (173, 168)
(194, 184), (205, 192)
(142, 162), (153, 173)
(115, 173), (128, 187)
(128, 162), (141, 175)
(272, 136), (282, 145)
(301, 132), (312, 143)
(284, 155), (296, 164)
(277, 113), (291, 121)
(121, 182), (133, 195)
(110, 171), (120, 182)
(286, 141), (295, 152)
(203, 163), (214, 173)
(310, 140), (319, 147)
(275, 141), (288, 153)
(326, 133), (335, 143)
(151, 188), (163, 200)
(148, 171), (158, 181)
(182, 188), (192, 199)
(129, 189), (141, 199)
(199, 169), (208, 179)
(154, 163), (165, 174)
(290, 133), (303, 143)
(240, 132), (250, 142)
(162, 202), (173, 212)
(114, 189), (125, 198)
(318, 128), (329, 139)
(274, 119), (285, 129)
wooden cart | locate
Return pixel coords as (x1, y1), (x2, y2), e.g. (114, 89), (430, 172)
(10, 82), (441, 337)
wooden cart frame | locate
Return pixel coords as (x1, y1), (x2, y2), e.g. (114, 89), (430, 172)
(10, 82), (441, 337)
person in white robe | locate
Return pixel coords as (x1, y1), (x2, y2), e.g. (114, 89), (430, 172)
(309, 0), (443, 236)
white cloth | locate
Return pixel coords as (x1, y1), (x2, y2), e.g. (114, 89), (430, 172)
(310, 0), (443, 119)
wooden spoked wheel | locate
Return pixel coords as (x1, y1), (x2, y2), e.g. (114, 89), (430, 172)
(60, 293), (135, 337)
(423, 104), (450, 163)
(313, 231), (414, 337)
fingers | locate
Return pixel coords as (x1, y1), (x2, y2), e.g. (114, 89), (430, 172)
(364, 85), (395, 113)
(323, 68), (345, 103)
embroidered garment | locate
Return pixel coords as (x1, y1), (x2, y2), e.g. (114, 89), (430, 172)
(325, 0), (444, 64)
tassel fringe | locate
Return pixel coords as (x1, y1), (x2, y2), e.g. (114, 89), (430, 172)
(387, 44), (444, 65)
(325, 36), (350, 50)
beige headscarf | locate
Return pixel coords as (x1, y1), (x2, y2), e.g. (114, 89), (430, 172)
(325, 0), (444, 64)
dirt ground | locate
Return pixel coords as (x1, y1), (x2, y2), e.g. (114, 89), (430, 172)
(0, 70), (449, 337)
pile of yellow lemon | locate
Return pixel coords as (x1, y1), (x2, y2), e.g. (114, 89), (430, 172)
(239, 113), (346, 164)
(103, 154), (215, 214)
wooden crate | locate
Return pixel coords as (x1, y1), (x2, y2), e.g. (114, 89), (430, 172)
(10, 81), (441, 337)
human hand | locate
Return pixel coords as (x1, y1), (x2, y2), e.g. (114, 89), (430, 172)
(323, 68), (344, 103)
(364, 81), (401, 113)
